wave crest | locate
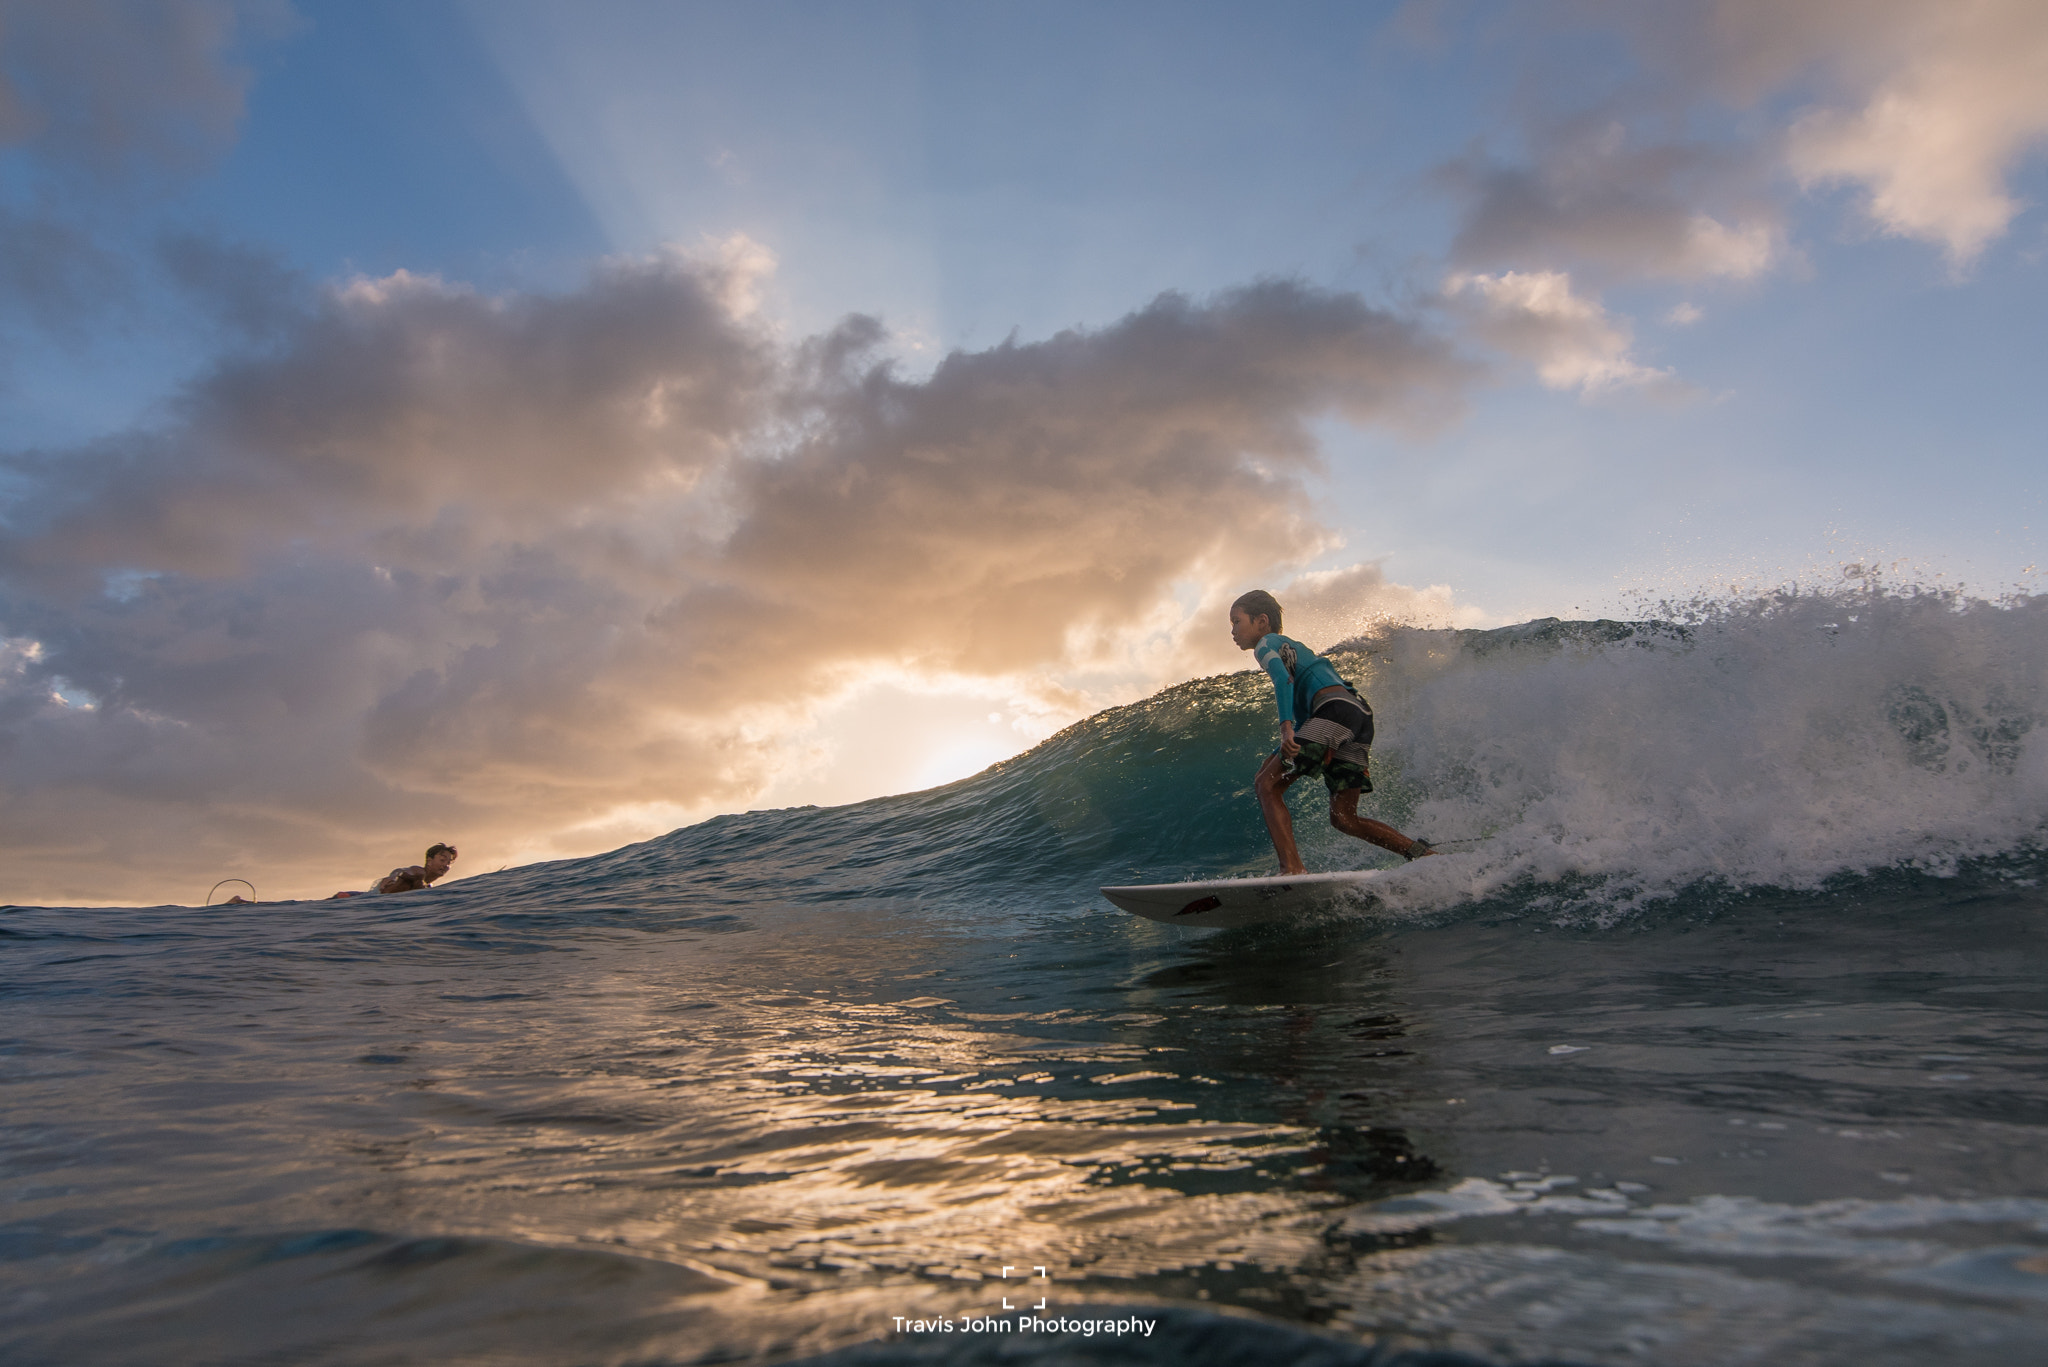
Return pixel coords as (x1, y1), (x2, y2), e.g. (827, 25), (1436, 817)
(1362, 586), (2048, 921)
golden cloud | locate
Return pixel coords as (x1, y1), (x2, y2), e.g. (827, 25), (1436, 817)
(0, 257), (1473, 905)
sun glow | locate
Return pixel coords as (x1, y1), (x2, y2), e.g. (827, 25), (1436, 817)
(902, 732), (1020, 793)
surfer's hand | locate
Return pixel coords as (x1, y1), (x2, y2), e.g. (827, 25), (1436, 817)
(1279, 721), (1299, 756)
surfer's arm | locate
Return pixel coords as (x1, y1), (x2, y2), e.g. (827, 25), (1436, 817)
(376, 866), (426, 894)
(1253, 637), (1302, 753)
(1252, 637), (1298, 722)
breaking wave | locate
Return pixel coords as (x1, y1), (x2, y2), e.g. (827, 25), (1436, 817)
(503, 583), (2048, 926)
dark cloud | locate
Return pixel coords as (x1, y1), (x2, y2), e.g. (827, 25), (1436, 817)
(1579, 0), (1930, 104)
(694, 281), (1469, 682)
(0, 3), (295, 363)
(0, 201), (128, 338)
(0, 255), (1473, 904)
(157, 233), (311, 342)
(1437, 129), (1780, 283)
(3, 252), (775, 590)
(0, 0), (279, 186)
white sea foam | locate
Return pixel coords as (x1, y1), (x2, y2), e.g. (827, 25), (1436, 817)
(1342, 587), (2048, 920)
(1338, 1175), (1632, 1234)
(1341, 1175), (2048, 1266)
(1577, 1191), (2048, 1260)
(1340, 1242), (2048, 1366)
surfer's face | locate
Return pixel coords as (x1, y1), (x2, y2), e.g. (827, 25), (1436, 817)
(1229, 608), (1269, 650)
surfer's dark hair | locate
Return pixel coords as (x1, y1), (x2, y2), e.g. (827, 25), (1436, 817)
(1231, 589), (1282, 633)
(426, 843), (457, 861)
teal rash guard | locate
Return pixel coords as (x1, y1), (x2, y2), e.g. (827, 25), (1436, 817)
(1253, 633), (1350, 725)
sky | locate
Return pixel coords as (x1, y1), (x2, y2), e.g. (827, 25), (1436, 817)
(2, 0), (2045, 906)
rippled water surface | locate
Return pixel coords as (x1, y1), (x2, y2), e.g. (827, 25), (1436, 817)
(6, 867), (2047, 1366)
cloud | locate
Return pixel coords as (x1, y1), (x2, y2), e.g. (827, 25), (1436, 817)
(1444, 269), (1686, 398)
(1773, 1), (2048, 264)
(157, 233), (312, 342)
(1276, 561), (1493, 642)
(1426, 0), (2048, 294)
(0, 2), (294, 359)
(0, 201), (128, 338)
(0, 0), (281, 185)
(1438, 130), (1783, 284)
(0, 254), (1475, 904)
(1414, 0), (2048, 394)
(692, 281), (1470, 684)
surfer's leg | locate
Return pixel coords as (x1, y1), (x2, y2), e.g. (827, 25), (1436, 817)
(1329, 789), (1433, 858)
(1255, 752), (1310, 875)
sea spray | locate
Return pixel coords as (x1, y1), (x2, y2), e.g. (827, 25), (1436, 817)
(1349, 586), (2048, 921)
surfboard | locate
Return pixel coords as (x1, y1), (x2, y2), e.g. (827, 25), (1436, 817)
(1100, 870), (1383, 928)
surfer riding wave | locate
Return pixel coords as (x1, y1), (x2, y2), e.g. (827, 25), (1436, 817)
(1231, 589), (1434, 875)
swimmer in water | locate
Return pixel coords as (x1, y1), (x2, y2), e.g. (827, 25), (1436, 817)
(331, 843), (457, 898)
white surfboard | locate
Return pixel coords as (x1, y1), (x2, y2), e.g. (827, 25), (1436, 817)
(1101, 870), (1383, 929)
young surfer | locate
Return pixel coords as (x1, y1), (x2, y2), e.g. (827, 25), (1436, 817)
(330, 843), (458, 898)
(1230, 590), (1434, 875)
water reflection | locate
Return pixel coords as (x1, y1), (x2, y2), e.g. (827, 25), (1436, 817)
(10, 881), (2048, 1364)
(2, 900), (1463, 1362)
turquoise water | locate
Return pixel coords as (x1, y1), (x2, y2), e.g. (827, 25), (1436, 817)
(5, 592), (2047, 1365)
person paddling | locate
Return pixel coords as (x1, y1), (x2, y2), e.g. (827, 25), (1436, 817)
(331, 843), (458, 898)
(1230, 590), (1434, 874)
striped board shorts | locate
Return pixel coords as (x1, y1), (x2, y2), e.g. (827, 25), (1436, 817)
(1279, 695), (1375, 794)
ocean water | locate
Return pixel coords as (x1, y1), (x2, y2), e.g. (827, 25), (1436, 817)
(5, 588), (2047, 1366)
